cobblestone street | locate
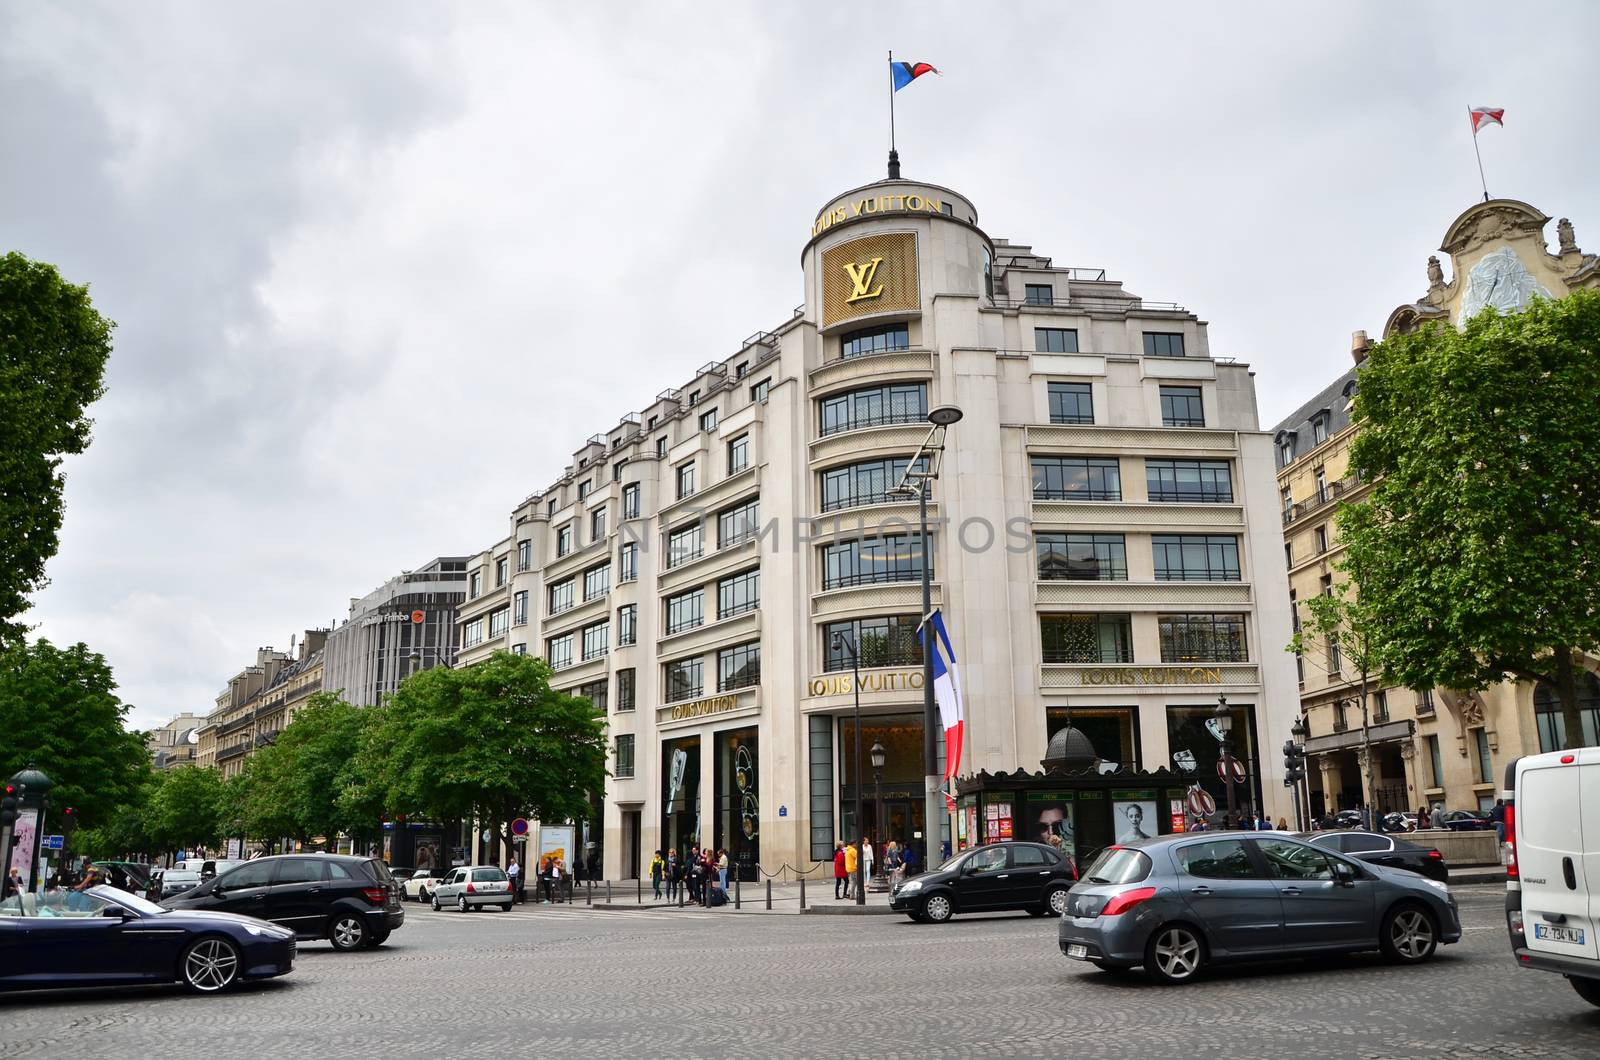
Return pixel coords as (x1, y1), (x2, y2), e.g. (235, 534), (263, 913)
(2, 887), (1598, 1058)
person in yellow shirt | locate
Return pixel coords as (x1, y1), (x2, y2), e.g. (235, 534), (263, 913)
(843, 841), (859, 899)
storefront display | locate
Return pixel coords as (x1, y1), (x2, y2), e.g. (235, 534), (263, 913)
(1111, 790), (1158, 843)
(1046, 706), (1139, 769)
(1024, 792), (1076, 860)
(1166, 702), (1261, 818)
(661, 735), (702, 858)
(714, 727), (759, 881)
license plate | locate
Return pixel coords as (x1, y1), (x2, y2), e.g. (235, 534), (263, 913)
(1066, 943), (1088, 959)
(1535, 923), (1586, 945)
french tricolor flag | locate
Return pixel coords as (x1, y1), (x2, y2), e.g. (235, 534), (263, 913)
(922, 609), (965, 809)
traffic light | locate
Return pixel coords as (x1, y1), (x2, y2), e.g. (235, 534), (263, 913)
(1283, 740), (1307, 784)
(0, 785), (16, 828)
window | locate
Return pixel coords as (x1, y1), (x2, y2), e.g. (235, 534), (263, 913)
(1474, 728), (1493, 784)
(809, 715), (835, 860)
(590, 507), (607, 542)
(1328, 636), (1343, 674)
(518, 539), (532, 571)
(583, 562), (610, 601)
(1142, 332), (1186, 357)
(728, 434), (749, 473)
(220, 861), (278, 890)
(548, 579), (575, 615)
(578, 679), (607, 713)
(665, 588), (705, 635)
(688, 389), (700, 406)
(1146, 459), (1233, 503)
(546, 633), (574, 670)
(1047, 382), (1093, 424)
(1175, 839), (1258, 879)
(1417, 687), (1435, 715)
(665, 658), (703, 701)
(820, 534), (928, 590)
(1313, 414), (1329, 445)
(512, 643), (528, 656)
(577, 479), (592, 500)
(1314, 468), (1328, 502)
(513, 590), (528, 626)
(1374, 689), (1389, 723)
(463, 617), (485, 648)
(751, 378), (770, 403)
(612, 460), (625, 482)
(1256, 838), (1333, 881)
(699, 408), (718, 433)
(622, 482), (640, 519)
(482, 606), (505, 640)
(819, 382), (927, 435)
(1158, 614), (1248, 662)
(547, 497), (558, 516)
(1320, 573), (1333, 597)
(1031, 456), (1121, 500)
(617, 604), (637, 647)
(718, 498), (760, 548)
(1034, 328), (1079, 353)
(648, 416), (658, 430)
(618, 542), (638, 582)
(614, 734), (635, 779)
(1426, 734), (1443, 787)
(1159, 386), (1205, 427)
(1314, 526), (1328, 554)
(1035, 533), (1127, 581)
(840, 323), (909, 360)
(820, 457), (923, 512)
(736, 361), (748, 379)
(616, 668), (636, 711)
(718, 642), (761, 692)
(469, 571), (482, 599)
(1284, 541), (1293, 567)
(581, 621), (609, 661)
(493, 557), (508, 587)
(556, 524), (573, 557)
(718, 568), (760, 619)
(666, 522), (702, 568)
(822, 616), (923, 672)
(1279, 436), (1296, 465)
(676, 461), (696, 500)
(656, 436), (668, 457)
(1152, 535), (1241, 581)
(1024, 283), (1054, 305)
(1040, 614), (1133, 664)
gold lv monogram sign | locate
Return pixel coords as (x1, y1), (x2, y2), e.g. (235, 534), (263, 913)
(842, 257), (885, 303)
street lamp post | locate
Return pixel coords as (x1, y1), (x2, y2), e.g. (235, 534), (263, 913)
(831, 632), (866, 906)
(1213, 695), (1238, 825)
(870, 741), (887, 890)
(889, 404), (962, 869)
(1290, 716), (1309, 831)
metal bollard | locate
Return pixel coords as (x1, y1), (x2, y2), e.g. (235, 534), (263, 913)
(735, 876), (741, 910)
(586, 880), (592, 906)
(679, 883), (685, 908)
(765, 879), (772, 910)
(606, 880), (612, 904)
(637, 876), (642, 904)
(800, 876), (806, 910)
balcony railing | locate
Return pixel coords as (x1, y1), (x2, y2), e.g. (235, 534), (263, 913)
(1283, 474), (1362, 525)
(819, 407), (928, 437)
(994, 295), (1186, 314)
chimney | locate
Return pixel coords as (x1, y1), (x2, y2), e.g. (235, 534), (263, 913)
(1351, 330), (1370, 365)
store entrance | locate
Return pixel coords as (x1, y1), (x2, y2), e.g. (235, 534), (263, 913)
(841, 789), (924, 855)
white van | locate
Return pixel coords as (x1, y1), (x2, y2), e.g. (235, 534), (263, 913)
(1505, 748), (1600, 1007)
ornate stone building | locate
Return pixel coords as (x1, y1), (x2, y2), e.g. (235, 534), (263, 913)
(1275, 198), (1599, 820)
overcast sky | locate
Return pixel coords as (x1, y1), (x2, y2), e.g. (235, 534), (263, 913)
(5, 2), (1597, 730)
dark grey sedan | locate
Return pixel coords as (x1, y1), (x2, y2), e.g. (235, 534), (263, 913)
(1058, 831), (1461, 983)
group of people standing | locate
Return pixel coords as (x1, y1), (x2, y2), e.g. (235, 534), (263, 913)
(506, 855), (571, 904)
(832, 838), (918, 898)
(648, 846), (731, 906)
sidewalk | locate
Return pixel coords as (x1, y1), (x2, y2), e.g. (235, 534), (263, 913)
(579, 878), (900, 915)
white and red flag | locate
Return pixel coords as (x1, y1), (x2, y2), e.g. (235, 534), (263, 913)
(923, 609), (965, 810)
(1469, 106), (1505, 133)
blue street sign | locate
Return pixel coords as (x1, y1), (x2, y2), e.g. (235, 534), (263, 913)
(43, 835), (63, 850)
(778, 805), (788, 818)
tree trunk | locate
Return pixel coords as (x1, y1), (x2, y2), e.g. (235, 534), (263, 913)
(1554, 645), (1584, 752)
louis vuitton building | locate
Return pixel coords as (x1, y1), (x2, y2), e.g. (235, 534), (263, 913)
(456, 173), (1300, 880)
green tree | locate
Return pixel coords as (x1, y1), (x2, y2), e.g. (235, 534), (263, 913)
(269, 691), (383, 848)
(0, 639), (150, 828)
(146, 765), (227, 854)
(235, 743), (301, 849)
(0, 253), (114, 644)
(1342, 289), (1600, 749)
(1289, 578), (1386, 818)
(379, 652), (607, 860)
(77, 771), (157, 859)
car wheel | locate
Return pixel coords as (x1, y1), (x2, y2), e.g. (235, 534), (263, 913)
(1046, 886), (1071, 918)
(457, 895), (469, 913)
(180, 936), (242, 994)
(329, 913), (368, 952)
(500, 902), (513, 912)
(1380, 904), (1438, 964)
(430, 894), (441, 912)
(1145, 924), (1205, 984)
(1569, 976), (1600, 1007)
(921, 894), (954, 923)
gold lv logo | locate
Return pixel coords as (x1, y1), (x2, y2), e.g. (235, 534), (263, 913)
(843, 257), (885, 303)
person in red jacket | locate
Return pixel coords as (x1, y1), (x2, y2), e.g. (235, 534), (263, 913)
(833, 840), (847, 900)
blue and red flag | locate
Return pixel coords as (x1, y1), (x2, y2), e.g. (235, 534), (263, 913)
(921, 609), (965, 809)
(892, 61), (939, 92)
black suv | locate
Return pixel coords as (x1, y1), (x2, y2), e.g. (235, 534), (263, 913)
(889, 841), (1079, 923)
(162, 853), (404, 950)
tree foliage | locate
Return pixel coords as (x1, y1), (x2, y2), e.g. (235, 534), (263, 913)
(377, 652), (608, 858)
(0, 252), (114, 644)
(0, 638), (150, 828)
(145, 765), (227, 853)
(1341, 289), (1600, 748)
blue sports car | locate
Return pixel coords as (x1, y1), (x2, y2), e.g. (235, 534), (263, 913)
(0, 884), (296, 994)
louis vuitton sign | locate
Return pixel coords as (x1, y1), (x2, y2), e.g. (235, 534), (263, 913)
(820, 232), (919, 327)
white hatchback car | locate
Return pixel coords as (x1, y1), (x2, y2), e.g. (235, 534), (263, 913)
(403, 870), (444, 903)
(431, 865), (512, 912)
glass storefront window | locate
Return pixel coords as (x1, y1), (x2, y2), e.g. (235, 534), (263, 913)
(1045, 707), (1138, 769)
(1166, 703), (1259, 817)
(714, 728), (759, 881)
(661, 736), (701, 858)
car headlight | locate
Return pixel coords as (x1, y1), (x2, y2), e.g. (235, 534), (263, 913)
(898, 879), (923, 894)
(243, 922), (290, 938)
(1423, 879), (1451, 897)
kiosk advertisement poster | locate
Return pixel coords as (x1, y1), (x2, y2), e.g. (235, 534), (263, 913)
(1112, 790), (1158, 843)
(9, 810), (37, 886)
(1025, 792), (1076, 858)
(539, 825), (575, 868)
(983, 801), (1013, 843)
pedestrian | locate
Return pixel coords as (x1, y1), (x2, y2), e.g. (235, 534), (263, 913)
(900, 843), (918, 877)
(552, 858), (566, 903)
(1, 867), (20, 899)
(538, 857), (554, 904)
(833, 841), (847, 899)
(716, 848), (729, 894)
(665, 850), (681, 903)
(862, 836), (874, 883)
(1490, 798), (1507, 844)
(650, 849), (666, 900)
(1276, 817), (1289, 830)
(843, 839), (859, 898)
(507, 856), (522, 904)
(688, 849), (706, 905)
(1416, 805), (1431, 829)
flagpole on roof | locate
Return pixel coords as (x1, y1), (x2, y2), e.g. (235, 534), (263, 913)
(1469, 107), (1490, 202)
(887, 51), (900, 179)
